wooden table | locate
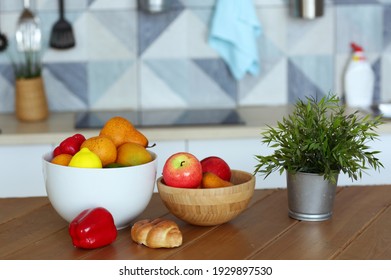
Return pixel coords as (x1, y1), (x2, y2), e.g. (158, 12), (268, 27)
(1, 185), (391, 260)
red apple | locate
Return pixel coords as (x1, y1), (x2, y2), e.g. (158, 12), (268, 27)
(200, 156), (231, 181)
(162, 152), (203, 188)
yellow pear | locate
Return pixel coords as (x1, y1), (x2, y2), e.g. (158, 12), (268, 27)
(99, 116), (149, 148)
(116, 142), (152, 166)
(201, 172), (233, 188)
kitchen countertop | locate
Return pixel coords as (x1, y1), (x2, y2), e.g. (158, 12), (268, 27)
(1, 185), (391, 260)
(2, 106), (391, 145)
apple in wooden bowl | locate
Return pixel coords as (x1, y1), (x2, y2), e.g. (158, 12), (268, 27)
(157, 169), (255, 226)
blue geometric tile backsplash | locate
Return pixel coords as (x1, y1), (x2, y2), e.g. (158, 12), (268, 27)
(1, 0), (391, 113)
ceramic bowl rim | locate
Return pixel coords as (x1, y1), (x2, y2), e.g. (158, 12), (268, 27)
(42, 150), (157, 171)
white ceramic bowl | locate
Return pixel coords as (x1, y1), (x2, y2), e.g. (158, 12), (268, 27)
(42, 151), (157, 229)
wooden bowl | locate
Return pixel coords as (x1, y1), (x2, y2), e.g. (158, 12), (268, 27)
(157, 170), (256, 226)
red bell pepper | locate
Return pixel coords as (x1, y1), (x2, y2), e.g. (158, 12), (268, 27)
(53, 133), (86, 157)
(69, 207), (117, 249)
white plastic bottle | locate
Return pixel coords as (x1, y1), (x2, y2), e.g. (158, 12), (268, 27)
(344, 42), (375, 109)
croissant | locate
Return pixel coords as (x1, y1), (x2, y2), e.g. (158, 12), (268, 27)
(131, 218), (183, 248)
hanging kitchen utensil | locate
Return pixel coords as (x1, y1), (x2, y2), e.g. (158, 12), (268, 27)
(49, 0), (75, 49)
(0, 0), (8, 52)
(0, 32), (7, 52)
(290, 0), (324, 20)
(138, 0), (172, 13)
(15, 0), (41, 52)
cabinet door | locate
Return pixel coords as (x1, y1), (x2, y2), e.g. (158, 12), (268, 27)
(190, 134), (391, 188)
(0, 141), (185, 197)
(0, 144), (53, 197)
(188, 138), (286, 189)
(338, 134), (391, 186)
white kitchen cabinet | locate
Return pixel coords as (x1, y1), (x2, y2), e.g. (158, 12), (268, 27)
(0, 140), (185, 197)
(188, 138), (286, 189)
(1, 133), (389, 198)
(0, 144), (53, 197)
(188, 135), (391, 189)
(338, 134), (391, 186)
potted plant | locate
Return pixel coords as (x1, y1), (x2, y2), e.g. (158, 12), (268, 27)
(254, 94), (383, 221)
(12, 50), (48, 122)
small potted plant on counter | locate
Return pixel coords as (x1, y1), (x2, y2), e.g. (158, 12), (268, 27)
(254, 94), (383, 221)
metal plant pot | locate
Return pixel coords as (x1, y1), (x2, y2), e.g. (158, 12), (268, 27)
(287, 172), (338, 221)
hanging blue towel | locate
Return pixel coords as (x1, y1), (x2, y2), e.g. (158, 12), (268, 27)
(208, 0), (262, 80)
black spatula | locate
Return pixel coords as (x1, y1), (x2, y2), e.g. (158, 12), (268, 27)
(49, 0), (75, 49)
(0, 0), (8, 52)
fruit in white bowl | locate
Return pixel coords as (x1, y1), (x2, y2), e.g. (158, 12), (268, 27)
(42, 151), (157, 229)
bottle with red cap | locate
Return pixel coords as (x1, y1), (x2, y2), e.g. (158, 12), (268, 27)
(343, 42), (375, 108)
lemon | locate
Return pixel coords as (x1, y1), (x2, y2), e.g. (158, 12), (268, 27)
(68, 147), (102, 168)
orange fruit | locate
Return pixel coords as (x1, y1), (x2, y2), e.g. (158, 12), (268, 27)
(201, 172), (233, 188)
(80, 136), (117, 166)
(116, 142), (152, 166)
(51, 154), (73, 166)
(99, 116), (149, 148)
